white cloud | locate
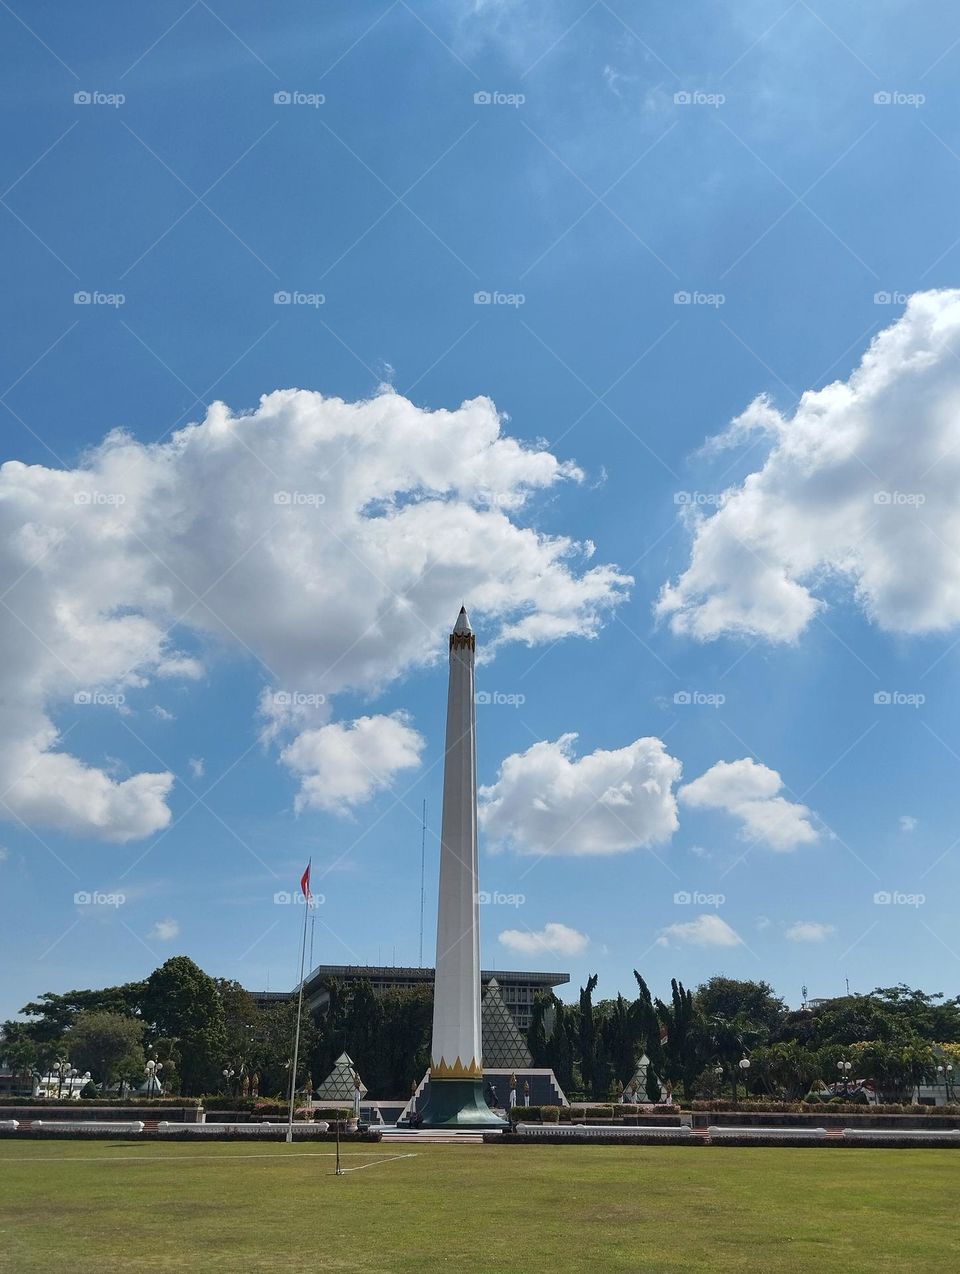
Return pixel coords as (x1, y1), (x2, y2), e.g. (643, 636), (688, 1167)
(785, 920), (835, 943)
(657, 290), (960, 642)
(899, 815), (917, 833)
(479, 733), (681, 855)
(0, 846), (8, 862)
(679, 758), (817, 852)
(756, 915), (771, 931)
(148, 918), (180, 941)
(0, 388), (628, 842)
(188, 757), (205, 780)
(280, 713), (425, 815)
(658, 913), (743, 948)
(498, 922), (589, 956)
(151, 705), (175, 722)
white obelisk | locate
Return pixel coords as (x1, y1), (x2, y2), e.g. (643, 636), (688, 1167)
(421, 607), (503, 1127)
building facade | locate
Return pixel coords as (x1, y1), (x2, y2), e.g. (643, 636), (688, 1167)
(249, 964), (568, 1034)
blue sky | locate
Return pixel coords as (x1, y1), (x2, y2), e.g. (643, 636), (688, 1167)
(2, 0), (960, 1022)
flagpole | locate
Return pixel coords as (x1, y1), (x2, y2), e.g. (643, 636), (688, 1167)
(286, 859), (311, 1145)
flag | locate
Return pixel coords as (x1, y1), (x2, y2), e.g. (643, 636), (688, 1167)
(300, 862), (311, 902)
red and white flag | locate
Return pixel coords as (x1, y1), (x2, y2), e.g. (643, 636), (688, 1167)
(300, 862), (311, 902)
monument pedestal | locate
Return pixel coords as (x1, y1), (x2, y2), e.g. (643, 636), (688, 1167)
(419, 1077), (506, 1129)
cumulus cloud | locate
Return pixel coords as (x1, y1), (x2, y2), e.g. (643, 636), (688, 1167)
(188, 757), (205, 780)
(785, 920), (835, 943)
(280, 712), (425, 815)
(0, 389), (628, 841)
(657, 290), (960, 641)
(479, 733), (681, 855)
(498, 921), (589, 956)
(658, 913), (743, 948)
(899, 815), (917, 833)
(148, 918), (180, 941)
(679, 758), (817, 852)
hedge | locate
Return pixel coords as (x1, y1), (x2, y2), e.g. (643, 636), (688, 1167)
(0, 1097), (201, 1108)
(688, 1099), (960, 1116)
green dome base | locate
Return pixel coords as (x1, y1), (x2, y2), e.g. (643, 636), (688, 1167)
(419, 1077), (508, 1129)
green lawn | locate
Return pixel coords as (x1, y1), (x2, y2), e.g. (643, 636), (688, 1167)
(0, 1140), (954, 1273)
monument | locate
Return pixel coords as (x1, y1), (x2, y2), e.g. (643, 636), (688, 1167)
(420, 607), (506, 1129)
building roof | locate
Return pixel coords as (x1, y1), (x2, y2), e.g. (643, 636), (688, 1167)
(249, 965), (568, 1001)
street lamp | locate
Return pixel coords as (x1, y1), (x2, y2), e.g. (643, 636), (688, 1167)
(714, 1063), (724, 1100)
(936, 1064), (954, 1103)
(53, 1058), (72, 1100)
(837, 1059), (852, 1098)
(144, 1058), (164, 1096)
(738, 1057), (751, 1105)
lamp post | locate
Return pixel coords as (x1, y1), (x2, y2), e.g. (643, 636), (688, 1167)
(837, 1059), (852, 1098)
(936, 1064), (954, 1104)
(714, 1063), (724, 1102)
(54, 1058), (72, 1100)
(222, 1066), (235, 1097)
(144, 1058), (163, 1096)
(738, 1057), (751, 1105)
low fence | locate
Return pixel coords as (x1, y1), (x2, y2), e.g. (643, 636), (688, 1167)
(0, 1120), (382, 1142)
(691, 1110), (960, 1131)
(0, 1104), (203, 1123)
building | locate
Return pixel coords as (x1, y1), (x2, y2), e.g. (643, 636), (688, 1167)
(249, 964), (569, 1034)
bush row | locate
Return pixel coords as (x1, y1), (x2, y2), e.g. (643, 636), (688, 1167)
(688, 1099), (960, 1115)
(0, 1097), (201, 1108)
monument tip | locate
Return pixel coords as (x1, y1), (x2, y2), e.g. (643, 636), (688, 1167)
(453, 606), (472, 634)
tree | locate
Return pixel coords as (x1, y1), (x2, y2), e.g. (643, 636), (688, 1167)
(143, 957), (226, 1095)
(214, 979), (259, 1094)
(695, 977), (785, 1038)
(578, 975), (599, 1095)
(66, 1012), (144, 1091)
(602, 995), (640, 1088)
(633, 971), (665, 1076)
(656, 979), (701, 1099)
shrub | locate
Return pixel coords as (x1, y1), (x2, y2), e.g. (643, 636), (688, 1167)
(541, 1106), (560, 1122)
(313, 1107), (351, 1121)
(202, 1096), (257, 1112)
(585, 1105), (614, 1120)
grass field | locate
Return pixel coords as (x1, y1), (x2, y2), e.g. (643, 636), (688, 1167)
(0, 1140), (955, 1272)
